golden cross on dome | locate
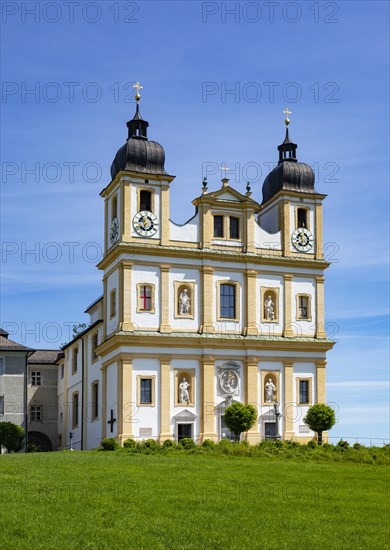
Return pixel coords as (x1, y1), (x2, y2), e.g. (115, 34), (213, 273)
(133, 81), (143, 102)
(283, 107), (292, 126)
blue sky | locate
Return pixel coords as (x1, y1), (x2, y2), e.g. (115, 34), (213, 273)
(1, 1), (389, 442)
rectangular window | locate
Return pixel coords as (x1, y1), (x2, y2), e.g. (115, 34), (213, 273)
(0, 357), (4, 375)
(0, 396), (4, 415)
(72, 348), (78, 374)
(298, 296), (309, 319)
(229, 217), (239, 239)
(31, 371), (41, 386)
(92, 333), (98, 362)
(110, 290), (116, 318)
(140, 378), (152, 404)
(139, 285), (152, 311)
(140, 190), (151, 211)
(299, 380), (309, 404)
(92, 382), (99, 419)
(60, 363), (64, 379)
(30, 404), (42, 422)
(72, 393), (79, 428)
(220, 284), (236, 319)
(297, 208), (307, 228)
(213, 215), (224, 238)
(111, 195), (117, 220)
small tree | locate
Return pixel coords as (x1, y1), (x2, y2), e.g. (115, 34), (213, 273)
(224, 402), (257, 442)
(0, 422), (25, 452)
(304, 404), (336, 445)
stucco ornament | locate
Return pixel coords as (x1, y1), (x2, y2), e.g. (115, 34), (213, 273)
(219, 370), (239, 395)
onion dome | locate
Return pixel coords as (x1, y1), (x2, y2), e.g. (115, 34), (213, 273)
(110, 83), (168, 180)
(262, 108), (315, 204)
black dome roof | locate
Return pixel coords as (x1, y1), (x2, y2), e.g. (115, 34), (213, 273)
(261, 127), (316, 204)
(110, 104), (168, 180)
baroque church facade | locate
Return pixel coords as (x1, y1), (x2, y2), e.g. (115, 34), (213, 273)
(57, 91), (334, 450)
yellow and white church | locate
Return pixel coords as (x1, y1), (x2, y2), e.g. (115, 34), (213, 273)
(58, 86), (334, 450)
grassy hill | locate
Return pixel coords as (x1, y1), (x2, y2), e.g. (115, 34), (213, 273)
(0, 450), (389, 549)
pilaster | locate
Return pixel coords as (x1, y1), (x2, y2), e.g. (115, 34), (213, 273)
(200, 356), (217, 441)
(316, 359), (326, 403)
(160, 184), (170, 245)
(245, 356), (260, 443)
(283, 274), (294, 337)
(315, 203), (323, 259)
(282, 200), (291, 257)
(202, 266), (215, 333)
(160, 265), (171, 333)
(159, 359), (172, 441)
(120, 261), (134, 331)
(315, 275), (326, 339)
(246, 269), (258, 335)
(117, 358), (133, 444)
(283, 361), (294, 439)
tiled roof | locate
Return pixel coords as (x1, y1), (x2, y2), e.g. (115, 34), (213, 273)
(0, 335), (34, 352)
(28, 350), (64, 364)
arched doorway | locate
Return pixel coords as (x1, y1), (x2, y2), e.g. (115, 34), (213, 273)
(28, 431), (53, 452)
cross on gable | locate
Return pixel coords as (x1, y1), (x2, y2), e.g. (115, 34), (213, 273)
(107, 409), (117, 433)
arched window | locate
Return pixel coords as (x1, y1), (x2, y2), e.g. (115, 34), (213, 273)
(140, 190), (152, 212)
(297, 208), (308, 228)
(72, 392), (79, 428)
(111, 195), (117, 220)
(91, 382), (99, 420)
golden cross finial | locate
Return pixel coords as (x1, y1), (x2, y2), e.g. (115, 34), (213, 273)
(133, 81), (143, 102)
(283, 107), (292, 126)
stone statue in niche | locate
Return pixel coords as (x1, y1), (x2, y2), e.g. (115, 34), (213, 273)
(179, 288), (191, 315)
(264, 295), (275, 321)
(179, 377), (191, 403)
(265, 378), (276, 402)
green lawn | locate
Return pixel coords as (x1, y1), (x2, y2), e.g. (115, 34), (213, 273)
(0, 451), (389, 550)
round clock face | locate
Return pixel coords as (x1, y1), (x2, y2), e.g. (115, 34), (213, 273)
(110, 217), (119, 244)
(291, 227), (314, 252)
(133, 211), (159, 237)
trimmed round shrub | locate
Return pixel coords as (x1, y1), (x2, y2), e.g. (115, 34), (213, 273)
(337, 439), (349, 448)
(307, 439), (317, 449)
(101, 438), (119, 451)
(0, 422), (25, 452)
(179, 437), (196, 449)
(163, 439), (175, 448)
(123, 438), (137, 449)
(353, 442), (363, 450)
(201, 439), (216, 449)
(143, 438), (158, 448)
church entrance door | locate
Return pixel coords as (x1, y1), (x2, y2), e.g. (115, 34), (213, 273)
(264, 422), (276, 439)
(177, 423), (192, 441)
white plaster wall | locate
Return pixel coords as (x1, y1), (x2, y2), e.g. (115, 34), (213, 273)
(106, 362), (118, 438)
(106, 270), (119, 336)
(170, 212), (199, 242)
(130, 183), (161, 239)
(256, 274), (284, 336)
(89, 301), (103, 324)
(170, 359), (200, 439)
(168, 268), (200, 330)
(132, 265), (160, 329)
(293, 362), (316, 437)
(258, 202), (280, 233)
(132, 358), (160, 440)
(254, 221), (282, 251)
(86, 326), (103, 449)
(292, 278), (316, 336)
(66, 379), (82, 450)
(212, 271), (244, 333)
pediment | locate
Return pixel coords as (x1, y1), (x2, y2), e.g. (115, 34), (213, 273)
(173, 409), (197, 420)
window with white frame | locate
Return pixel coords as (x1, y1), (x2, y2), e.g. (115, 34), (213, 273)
(30, 404), (42, 422)
(31, 371), (41, 386)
